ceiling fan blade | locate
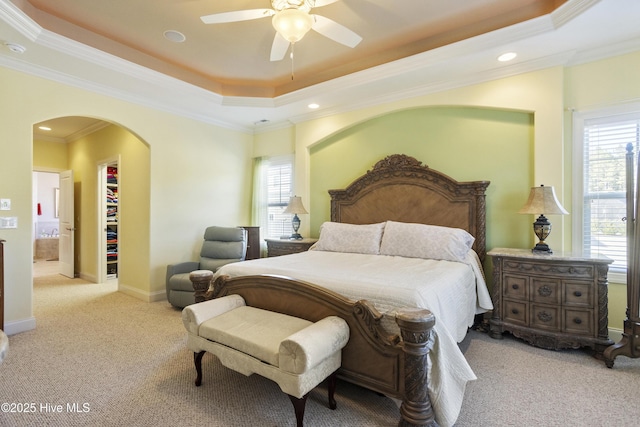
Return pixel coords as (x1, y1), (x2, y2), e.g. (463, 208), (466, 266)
(200, 9), (274, 24)
(311, 15), (362, 48)
(314, 0), (340, 7)
(270, 32), (290, 61)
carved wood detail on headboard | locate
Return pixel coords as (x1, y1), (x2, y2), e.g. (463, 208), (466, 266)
(329, 154), (490, 261)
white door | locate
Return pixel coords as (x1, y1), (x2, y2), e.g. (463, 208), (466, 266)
(59, 170), (75, 278)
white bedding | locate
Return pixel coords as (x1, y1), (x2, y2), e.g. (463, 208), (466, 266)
(214, 249), (493, 427)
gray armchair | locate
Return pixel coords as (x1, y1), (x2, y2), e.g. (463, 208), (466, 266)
(166, 226), (247, 308)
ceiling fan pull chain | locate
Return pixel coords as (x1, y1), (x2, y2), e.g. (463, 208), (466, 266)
(291, 43), (295, 80)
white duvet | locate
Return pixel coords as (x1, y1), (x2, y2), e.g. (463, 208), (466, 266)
(214, 249), (493, 427)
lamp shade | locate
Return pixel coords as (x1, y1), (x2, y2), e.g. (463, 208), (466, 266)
(518, 185), (568, 215)
(283, 196), (308, 215)
(272, 9), (313, 43)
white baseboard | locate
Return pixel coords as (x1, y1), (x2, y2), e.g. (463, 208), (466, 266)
(608, 328), (623, 343)
(3, 317), (36, 335)
(78, 272), (97, 283)
(118, 283), (166, 303)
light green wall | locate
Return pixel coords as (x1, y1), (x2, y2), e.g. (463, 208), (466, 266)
(309, 106), (534, 258)
(293, 67), (566, 252)
(0, 66), (252, 334)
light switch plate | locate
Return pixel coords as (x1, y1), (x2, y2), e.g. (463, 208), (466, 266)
(0, 217), (17, 229)
(0, 199), (10, 210)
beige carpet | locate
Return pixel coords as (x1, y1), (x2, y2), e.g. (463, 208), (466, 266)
(1, 268), (639, 426)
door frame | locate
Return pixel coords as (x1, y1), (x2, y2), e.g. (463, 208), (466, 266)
(97, 155), (120, 283)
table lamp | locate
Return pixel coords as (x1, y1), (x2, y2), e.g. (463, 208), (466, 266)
(283, 196), (308, 240)
(518, 185), (568, 253)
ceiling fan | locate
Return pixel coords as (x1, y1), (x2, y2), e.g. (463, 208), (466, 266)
(200, 0), (363, 62)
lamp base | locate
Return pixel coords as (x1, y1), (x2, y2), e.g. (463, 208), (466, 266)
(532, 242), (552, 254)
(289, 233), (303, 240)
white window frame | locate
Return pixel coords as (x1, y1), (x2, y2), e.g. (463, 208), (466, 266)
(258, 154), (294, 240)
(573, 103), (640, 285)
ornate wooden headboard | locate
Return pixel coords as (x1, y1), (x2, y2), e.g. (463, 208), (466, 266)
(328, 154), (490, 262)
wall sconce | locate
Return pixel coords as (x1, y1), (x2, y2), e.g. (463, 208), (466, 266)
(518, 185), (568, 254)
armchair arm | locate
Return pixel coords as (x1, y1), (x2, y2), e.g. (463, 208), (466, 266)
(167, 261), (200, 278)
(279, 316), (349, 374)
(181, 294), (246, 335)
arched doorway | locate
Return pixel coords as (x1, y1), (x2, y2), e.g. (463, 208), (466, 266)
(32, 116), (150, 286)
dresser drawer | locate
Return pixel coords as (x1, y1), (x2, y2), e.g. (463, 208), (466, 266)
(530, 304), (560, 331)
(531, 278), (561, 305)
(502, 260), (595, 280)
(503, 300), (528, 325)
(563, 282), (593, 307)
(563, 308), (593, 335)
(503, 275), (528, 299)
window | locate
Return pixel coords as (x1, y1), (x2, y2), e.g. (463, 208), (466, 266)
(574, 110), (640, 281)
(253, 155), (294, 240)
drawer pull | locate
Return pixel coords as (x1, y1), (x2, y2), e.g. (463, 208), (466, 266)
(537, 311), (552, 322)
(574, 318), (582, 324)
(511, 308), (519, 315)
(512, 284), (519, 290)
(538, 285), (553, 297)
(574, 291), (582, 297)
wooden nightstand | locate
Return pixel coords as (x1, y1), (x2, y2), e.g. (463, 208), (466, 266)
(265, 238), (318, 257)
(488, 248), (614, 356)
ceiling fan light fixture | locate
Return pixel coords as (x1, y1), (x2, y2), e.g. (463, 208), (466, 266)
(272, 9), (314, 43)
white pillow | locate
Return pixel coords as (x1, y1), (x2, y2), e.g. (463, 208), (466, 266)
(313, 222), (385, 254)
(379, 221), (474, 262)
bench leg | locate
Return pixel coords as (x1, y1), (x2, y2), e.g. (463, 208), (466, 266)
(194, 351), (206, 386)
(288, 393), (308, 427)
(327, 371), (338, 410)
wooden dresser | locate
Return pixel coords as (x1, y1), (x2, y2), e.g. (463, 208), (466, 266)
(265, 238), (318, 257)
(241, 226), (260, 260)
(488, 248), (614, 356)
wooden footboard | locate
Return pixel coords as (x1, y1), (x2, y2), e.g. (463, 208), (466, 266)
(193, 273), (438, 427)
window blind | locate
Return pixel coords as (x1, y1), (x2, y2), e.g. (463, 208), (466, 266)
(265, 156), (293, 239)
(582, 114), (640, 274)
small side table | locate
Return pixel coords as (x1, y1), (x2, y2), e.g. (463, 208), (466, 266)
(265, 238), (318, 257)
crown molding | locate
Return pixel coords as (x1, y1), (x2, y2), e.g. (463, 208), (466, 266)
(551, 0), (601, 28)
(2, 0), (638, 134)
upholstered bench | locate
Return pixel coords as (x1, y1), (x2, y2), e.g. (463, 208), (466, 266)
(182, 294), (350, 427)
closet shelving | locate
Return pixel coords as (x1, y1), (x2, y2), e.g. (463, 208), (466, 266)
(106, 165), (118, 279)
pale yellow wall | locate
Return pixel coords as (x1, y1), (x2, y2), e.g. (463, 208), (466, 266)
(67, 124), (151, 295)
(33, 139), (69, 171)
(253, 126), (295, 158)
(564, 51), (640, 331)
(4, 50), (639, 336)
(0, 66), (252, 334)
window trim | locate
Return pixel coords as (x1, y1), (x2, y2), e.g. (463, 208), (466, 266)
(264, 154), (294, 240)
(572, 103), (640, 285)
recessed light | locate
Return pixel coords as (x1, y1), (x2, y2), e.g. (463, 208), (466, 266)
(4, 42), (26, 54)
(308, 103), (319, 109)
(498, 52), (517, 62)
(38, 126), (52, 131)
(164, 30), (186, 43)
